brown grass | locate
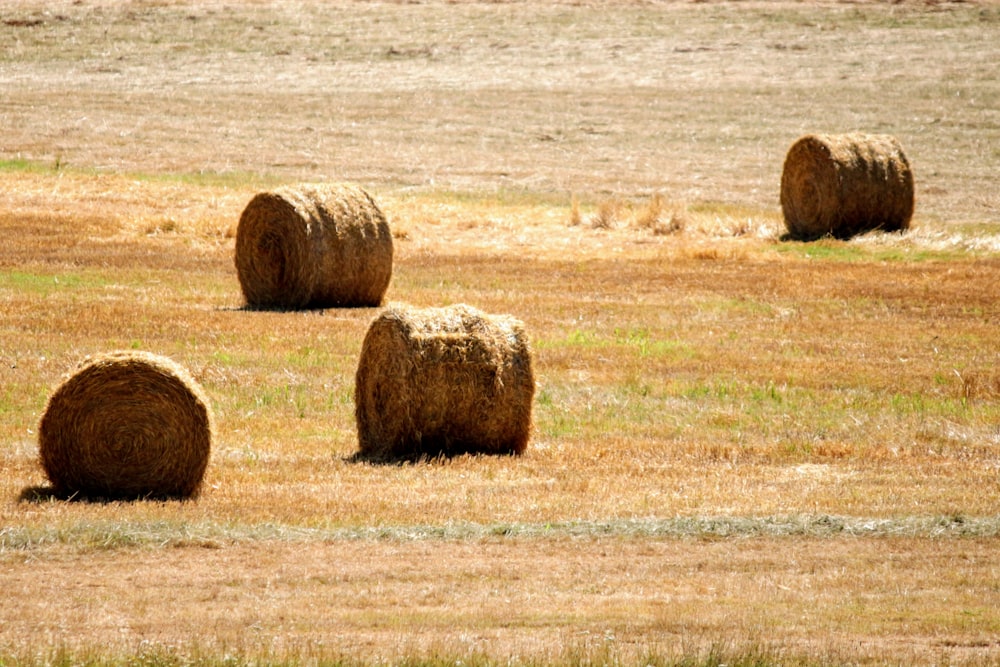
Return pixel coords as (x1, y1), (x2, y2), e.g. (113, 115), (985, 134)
(38, 350), (213, 500)
(3, 536), (999, 665)
(354, 303), (535, 461)
(1, 174), (998, 664)
(569, 193), (582, 227)
(1, 0), (1000, 663)
(235, 183), (392, 310)
(780, 133), (915, 241)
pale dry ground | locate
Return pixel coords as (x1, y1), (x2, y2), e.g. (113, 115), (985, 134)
(2, 1), (1000, 665)
(2, 0), (1000, 222)
(3, 537), (1000, 664)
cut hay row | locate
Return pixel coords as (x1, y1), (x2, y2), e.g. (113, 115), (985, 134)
(354, 303), (535, 462)
(235, 183), (393, 310)
(780, 133), (915, 241)
(38, 351), (214, 500)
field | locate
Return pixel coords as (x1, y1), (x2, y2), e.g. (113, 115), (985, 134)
(2, 0), (1000, 665)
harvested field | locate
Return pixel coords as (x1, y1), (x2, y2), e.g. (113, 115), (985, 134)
(1, 1), (999, 665)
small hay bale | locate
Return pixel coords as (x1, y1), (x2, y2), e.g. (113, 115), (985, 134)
(235, 183), (393, 309)
(780, 133), (915, 241)
(354, 303), (535, 461)
(38, 351), (214, 500)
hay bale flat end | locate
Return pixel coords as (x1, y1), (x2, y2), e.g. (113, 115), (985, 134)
(780, 133), (915, 241)
(235, 183), (393, 310)
(38, 351), (214, 500)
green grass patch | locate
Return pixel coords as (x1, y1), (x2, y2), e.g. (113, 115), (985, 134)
(536, 328), (694, 362)
(0, 270), (111, 295)
(0, 157), (276, 190)
(0, 157), (64, 174)
(772, 238), (972, 262)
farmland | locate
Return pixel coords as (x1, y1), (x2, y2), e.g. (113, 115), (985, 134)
(1, 1), (999, 665)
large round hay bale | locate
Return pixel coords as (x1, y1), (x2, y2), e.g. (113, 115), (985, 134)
(235, 182), (393, 309)
(38, 351), (214, 500)
(354, 303), (535, 461)
(780, 133), (915, 240)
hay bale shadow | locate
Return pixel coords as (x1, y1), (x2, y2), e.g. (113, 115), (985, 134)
(780, 227), (909, 243)
(217, 304), (384, 314)
(17, 485), (189, 504)
(345, 448), (523, 467)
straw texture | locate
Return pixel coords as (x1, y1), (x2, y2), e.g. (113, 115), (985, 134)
(354, 303), (535, 461)
(235, 183), (393, 309)
(38, 351), (214, 500)
(780, 133), (915, 240)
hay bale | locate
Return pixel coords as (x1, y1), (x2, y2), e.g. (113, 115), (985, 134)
(38, 351), (214, 500)
(354, 303), (535, 461)
(235, 183), (393, 309)
(780, 133), (915, 240)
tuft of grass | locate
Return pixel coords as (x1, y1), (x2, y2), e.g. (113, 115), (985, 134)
(589, 197), (624, 230)
(569, 192), (582, 227)
(0, 644), (806, 667)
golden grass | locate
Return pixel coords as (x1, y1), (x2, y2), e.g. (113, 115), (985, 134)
(1, 169), (999, 663)
(2, 537), (999, 665)
(2, 0), (1000, 662)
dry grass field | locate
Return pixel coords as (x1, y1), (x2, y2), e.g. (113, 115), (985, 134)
(2, 1), (1000, 665)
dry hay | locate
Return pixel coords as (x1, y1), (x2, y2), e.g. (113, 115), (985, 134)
(235, 182), (393, 309)
(354, 303), (535, 461)
(38, 351), (214, 500)
(780, 133), (915, 241)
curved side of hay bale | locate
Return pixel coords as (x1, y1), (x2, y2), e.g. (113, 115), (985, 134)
(354, 303), (535, 461)
(38, 351), (214, 500)
(235, 183), (393, 309)
(780, 133), (915, 241)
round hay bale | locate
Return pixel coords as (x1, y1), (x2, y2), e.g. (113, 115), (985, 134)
(235, 182), (393, 309)
(780, 133), (915, 241)
(354, 303), (535, 461)
(38, 351), (214, 500)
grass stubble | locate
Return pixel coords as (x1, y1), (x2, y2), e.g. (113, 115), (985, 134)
(2, 1), (1000, 665)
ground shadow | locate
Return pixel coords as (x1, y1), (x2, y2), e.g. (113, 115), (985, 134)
(344, 449), (522, 467)
(18, 486), (191, 504)
(216, 304), (385, 314)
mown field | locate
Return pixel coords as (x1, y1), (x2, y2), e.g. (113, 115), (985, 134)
(1, 1), (999, 665)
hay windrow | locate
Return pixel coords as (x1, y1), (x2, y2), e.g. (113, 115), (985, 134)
(780, 133), (915, 241)
(38, 351), (214, 501)
(354, 303), (535, 462)
(235, 182), (393, 310)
